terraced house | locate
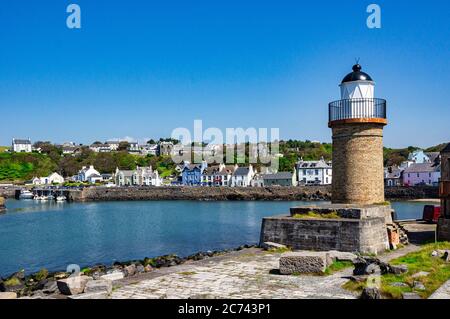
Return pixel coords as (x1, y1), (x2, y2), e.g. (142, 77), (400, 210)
(296, 157), (332, 185)
(114, 166), (161, 186)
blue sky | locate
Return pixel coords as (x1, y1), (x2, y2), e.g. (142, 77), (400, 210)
(0, 0), (449, 148)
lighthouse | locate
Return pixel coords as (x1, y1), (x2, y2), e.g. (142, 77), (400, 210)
(260, 63), (393, 254)
(329, 64), (387, 205)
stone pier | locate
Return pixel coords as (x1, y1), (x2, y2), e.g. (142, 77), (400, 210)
(260, 204), (392, 254)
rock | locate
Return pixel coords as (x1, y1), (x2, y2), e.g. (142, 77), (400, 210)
(360, 287), (382, 299)
(0, 292), (17, 299)
(364, 263), (382, 275)
(42, 280), (58, 294)
(123, 264), (136, 277)
(353, 256), (390, 276)
(412, 271), (430, 278)
(136, 265), (145, 273)
(84, 279), (112, 294)
(144, 265), (153, 272)
(68, 291), (109, 299)
(53, 272), (69, 280)
(12, 270), (25, 280)
(402, 292), (421, 299)
(390, 264), (408, 275)
(100, 271), (124, 281)
(328, 251), (358, 262)
(57, 275), (92, 295)
(279, 251), (331, 275)
(413, 281), (426, 291)
(391, 282), (409, 287)
(260, 242), (287, 251)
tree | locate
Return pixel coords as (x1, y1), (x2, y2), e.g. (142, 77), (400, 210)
(147, 139), (156, 145)
(118, 141), (130, 151)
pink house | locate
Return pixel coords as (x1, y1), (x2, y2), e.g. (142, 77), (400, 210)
(403, 163), (441, 186)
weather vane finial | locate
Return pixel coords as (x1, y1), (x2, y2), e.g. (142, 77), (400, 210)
(355, 57), (360, 65)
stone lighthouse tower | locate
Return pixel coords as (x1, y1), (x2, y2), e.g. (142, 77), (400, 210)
(329, 64), (387, 205)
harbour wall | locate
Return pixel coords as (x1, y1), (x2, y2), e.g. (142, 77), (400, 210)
(66, 185), (438, 202)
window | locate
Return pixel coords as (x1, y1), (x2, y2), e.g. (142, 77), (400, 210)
(315, 170), (319, 175)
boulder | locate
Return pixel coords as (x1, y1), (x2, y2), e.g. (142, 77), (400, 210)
(360, 287), (382, 299)
(144, 265), (153, 272)
(84, 279), (112, 294)
(0, 292), (17, 299)
(260, 242), (288, 251)
(136, 265), (145, 274)
(100, 271), (124, 281)
(279, 251), (331, 275)
(0, 197), (5, 212)
(57, 275), (92, 295)
(413, 281), (426, 291)
(328, 251), (358, 263)
(390, 264), (408, 275)
(42, 280), (58, 294)
(123, 264), (136, 277)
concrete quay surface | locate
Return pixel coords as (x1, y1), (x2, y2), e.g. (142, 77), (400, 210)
(110, 248), (356, 299)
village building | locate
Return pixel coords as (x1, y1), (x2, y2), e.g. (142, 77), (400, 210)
(403, 162), (441, 186)
(262, 170), (297, 187)
(12, 138), (32, 153)
(201, 164), (237, 186)
(89, 143), (112, 153)
(181, 161), (208, 186)
(384, 166), (403, 187)
(230, 165), (256, 187)
(114, 166), (161, 186)
(77, 165), (102, 183)
(32, 172), (65, 185)
(296, 157), (332, 185)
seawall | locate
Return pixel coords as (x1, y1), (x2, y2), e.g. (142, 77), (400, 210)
(66, 186), (331, 202)
(63, 185), (438, 202)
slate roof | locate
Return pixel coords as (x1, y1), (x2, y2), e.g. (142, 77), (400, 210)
(13, 139), (31, 145)
(404, 163), (440, 173)
(262, 172), (293, 180)
(233, 167), (250, 176)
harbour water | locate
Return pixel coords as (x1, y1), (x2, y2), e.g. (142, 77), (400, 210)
(0, 199), (434, 276)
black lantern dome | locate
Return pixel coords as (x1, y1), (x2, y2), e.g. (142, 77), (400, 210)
(341, 64), (373, 83)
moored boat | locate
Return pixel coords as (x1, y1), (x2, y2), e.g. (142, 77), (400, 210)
(19, 190), (34, 200)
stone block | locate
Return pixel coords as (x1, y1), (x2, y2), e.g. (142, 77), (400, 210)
(402, 292), (421, 299)
(84, 279), (112, 294)
(0, 292), (17, 299)
(57, 275), (92, 295)
(279, 251), (331, 275)
(100, 271), (124, 281)
(328, 250), (358, 262)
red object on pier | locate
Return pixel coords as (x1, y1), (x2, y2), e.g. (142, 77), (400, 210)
(422, 205), (441, 223)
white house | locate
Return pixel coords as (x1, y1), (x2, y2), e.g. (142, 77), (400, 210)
(12, 138), (32, 153)
(32, 172), (65, 185)
(297, 157), (332, 185)
(114, 166), (161, 187)
(77, 165), (102, 183)
(230, 165), (256, 187)
(89, 143), (112, 153)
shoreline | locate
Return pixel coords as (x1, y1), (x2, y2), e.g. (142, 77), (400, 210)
(0, 243), (258, 298)
(2, 185), (438, 202)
